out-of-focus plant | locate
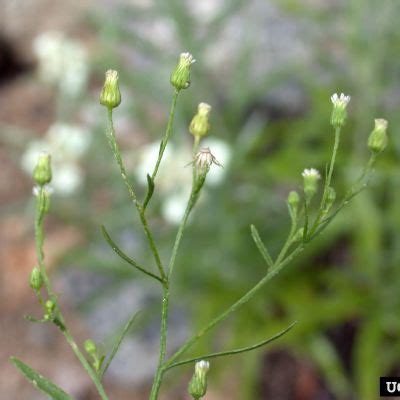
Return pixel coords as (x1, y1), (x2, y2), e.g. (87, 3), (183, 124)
(11, 45), (387, 399)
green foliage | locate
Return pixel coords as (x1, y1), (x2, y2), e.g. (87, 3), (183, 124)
(11, 357), (73, 400)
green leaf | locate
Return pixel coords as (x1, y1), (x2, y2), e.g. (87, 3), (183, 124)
(100, 310), (142, 379)
(250, 225), (273, 268)
(143, 173), (155, 210)
(11, 357), (74, 400)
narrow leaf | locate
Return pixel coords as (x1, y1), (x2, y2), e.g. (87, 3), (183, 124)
(143, 173), (155, 210)
(165, 321), (297, 370)
(11, 357), (74, 400)
(101, 225), (162, 282)
(100, 310), (142, 379)
(250, 225), (273, 268)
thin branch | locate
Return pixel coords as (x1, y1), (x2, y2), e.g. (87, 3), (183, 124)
(164, 321), (297, 371)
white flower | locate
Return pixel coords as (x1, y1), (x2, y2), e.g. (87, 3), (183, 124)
(180, 52), (196, 65)
(302, 168), (320, 179)
(330, 93), (351, 108)
(194, 147), (222, 170)
(195, 360), (210, 373)
(202, 138), (231, 186)
(33, 31), (89, 97)
(161, 191), (189, 225)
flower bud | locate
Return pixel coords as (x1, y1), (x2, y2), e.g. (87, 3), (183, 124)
(368, 118), (388, 154)
(33, 152), (52, 186)
(45, 300), (55, 316)
(302, 168), (320, 201)
(29, 267), (43, 291)
(330, 93), (351, 128)
(188, 360), (210, 399)
(84, 339), (97, 355)
(170, 52), (195, 90)
(100, 70), (121, 109)
(189, 103), (211, 138)
(287, 190), (300, 218)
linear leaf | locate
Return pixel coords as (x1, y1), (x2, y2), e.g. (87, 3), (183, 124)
(11, 357), (74, 400)
(101, 225), (162, 282)
(165, 321), (297, 370)
(250, 224), (273, 268)
(143, 173), (155, 210)
(100, 310), (142, 379)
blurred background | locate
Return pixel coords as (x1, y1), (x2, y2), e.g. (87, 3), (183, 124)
(1, 0), (399, 399)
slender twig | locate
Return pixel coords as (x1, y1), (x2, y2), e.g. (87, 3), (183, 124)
(106, 109), (167, 283)
(164, 321), (297, 371)
(101, 225), (163, 283)
(34, 190), (109, 400)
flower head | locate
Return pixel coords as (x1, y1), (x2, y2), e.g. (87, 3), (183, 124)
(189, 102), (212, 138)
(100, 69), (121, 109)
(170, 52), (196, 90)
(368, 118), (388, 154)
(330, 93), (351, 128)
(302, 168), (320, 201)
(188, 360), (210, 399)
(194, 147), (222, 171)
(33, 152), (52, 186)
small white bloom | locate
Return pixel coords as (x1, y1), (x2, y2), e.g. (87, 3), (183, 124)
(180, 52), (196, 65)
(330, 93), (351, 108)
(302, 168), (320, 179)
(194, 147), (222, 170)
(195, 360), (210, 373)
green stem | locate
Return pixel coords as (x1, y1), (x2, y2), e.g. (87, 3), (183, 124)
(150, 90), (180, 184)
(60, 325), (109, 400)
(309, 126), (341, 237)
(165, 245), (305, 368)
(106, 109), (167, 283)
(34, 188), (109, 400)
(149, 287), (169, 400)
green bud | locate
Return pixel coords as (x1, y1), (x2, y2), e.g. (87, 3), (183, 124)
(33, 152), (52, 186)
(188, 360), (210, 399)
(368, 118), (388, 154)
(29, 267), (43, 291)
(100, 70), (121, 109)
(287, 190), (300, 218)
(302, 168), (321, 201)
(45, 300), (55, 315)
(170, 52), (195, 90)
(84, 339), (97, 355)
(330, 93), (351, 128)
(189, 103), (211, 138)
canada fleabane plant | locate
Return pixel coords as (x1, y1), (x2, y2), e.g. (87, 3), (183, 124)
(10, 53), (388, 400)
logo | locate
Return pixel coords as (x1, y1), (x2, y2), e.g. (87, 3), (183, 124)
(380, 377), (400, 396)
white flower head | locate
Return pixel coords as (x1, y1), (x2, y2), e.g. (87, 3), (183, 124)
(195, 360), (210, 374)
(180, 52), (196, 65)
(194, 147), (222, 171)
(331, 93), (351, 108)
(302, 168), (321, 179)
